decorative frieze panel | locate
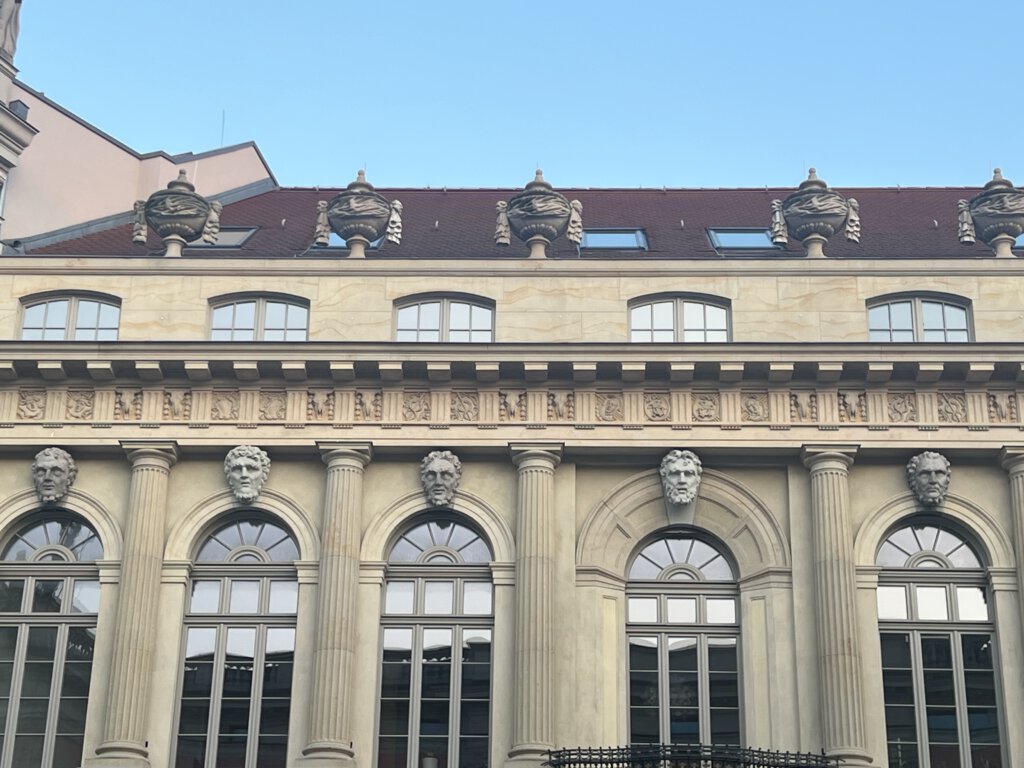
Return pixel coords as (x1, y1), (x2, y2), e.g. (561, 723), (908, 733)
(1, 384), (1022, 434)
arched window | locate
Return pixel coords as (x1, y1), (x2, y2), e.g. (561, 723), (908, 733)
(21, 294), (120, 341)
(377, 516), (493, 768)
(867, 294), (972, 342)
(629, 295), (730, 342)
(876, 519), (1002, 767)
(173, 517), (299, 768)
(0, 514), (103, 768)
(210, 295), (309, 341)
(395, 296), (494, 342)
(626, 533), (739, 746)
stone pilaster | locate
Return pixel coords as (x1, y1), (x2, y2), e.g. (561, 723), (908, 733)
(301, 442), (373, 767)
(507, 443), (561, 765)
(999, 447), (1024, 640)
(89, 441), (178, 768)
(800, 445), (871, 766)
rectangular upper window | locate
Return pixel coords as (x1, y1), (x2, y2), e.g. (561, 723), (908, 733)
(580, 229), (648, 250)
(186, 227), (257, 247)
(707, 228), (778, 250)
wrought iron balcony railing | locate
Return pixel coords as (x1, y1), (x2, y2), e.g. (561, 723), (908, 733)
(545, 744), (839, 768)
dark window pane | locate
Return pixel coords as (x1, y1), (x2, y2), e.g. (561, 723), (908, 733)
(26, 626), (57, 660)
(459, 736), (489, 768)
(461, 637), (491, 664)
(669, 708), (699, 743)
(57, 697), (89, 733)
(667, 640), (697, 671)
(419, 737), (448, 768)
(971, 744), (1002, 767)
(628, 638), (658, 670)
(222, 661), (254, 697)
(32, 580), (64, 612)
(262, 661), (293, 698)
(421, 663), (451, 699)
(0, 663), (11, 696)
(460, 664), (489, 700)
(378, 700), (410, 735)
(710, 708), (740, 745)
(258, 698), (290, 735)
(11, 735), (44, 765)
(175, 735), (207, 767)
(964, 671), (996, 706)
(219, 698), (251, 735)
(921, 636), (953, 669)
(67, 627), (96, 661)
(968, 707), (1001, 744)
(52, 734), (85, 768)
(459, 700), (489, 736)
(16, 696), (51, 731)
(926, 706), (959, 743)
(667, 672), (698, 707)
(885, 705), (918, 742)
(887, 742), (919, 768)
(177, 700), (211, 734)
(420, 699), (450, 735)
(61, 661), (92, 698)
(377, 736), (409, 768)
(629, 671), (658, 707)
(707, 643), (737, 672)
(962, 635), (994, 669)
(883, 669), (915, 705)
(0, 580), (24, 611)
(381, 662), (411, 699)
(255, 735), (288, 767)
(923, 670), (955, 705)
(0, 626), (17, 659)
(629, 707), (660, 743)
(182, 662), (214, 698)
(216, 735), (249, 768)
(928, 743), (961, 768)
(20, 661), (53, 696)
(709, 673), (739, 707)
(880, 633), (912, 668)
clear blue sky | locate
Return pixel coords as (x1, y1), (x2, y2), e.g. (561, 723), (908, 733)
(15, 0), (1024, 189)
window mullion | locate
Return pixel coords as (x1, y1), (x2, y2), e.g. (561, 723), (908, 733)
(698, 635), (710, 744)
(658, 633), (670, 744)
(408, 626), (423, 768)
(205, 626), (229, 768)
(440, 299), (450, 342)
(909, 632), (929, 767)
(449, 623), (462, 768)
(674, 300), (684, 342)
(40, 623), (69, 768)
(951, 631), (971, 768)
(66, 297), (78, 341)
(246, 624), (267, 768)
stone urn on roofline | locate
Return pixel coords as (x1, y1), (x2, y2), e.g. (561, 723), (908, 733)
(131, 170), (221, 257)
(769, 168), (860, 257)
(313, 170), (403, 258)
(957, 168), (1024, 257)
(496, 169), (583, 258)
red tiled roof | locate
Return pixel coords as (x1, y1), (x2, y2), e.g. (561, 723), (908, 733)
(28, 186), (989, 259)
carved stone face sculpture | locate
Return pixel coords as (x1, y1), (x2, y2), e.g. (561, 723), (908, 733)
(907, 451), (950, 507)
(32, 447), (77, 504)
(660, 449), (703, 505)
(224, 446), (271, 504)
(420, 450), (462, 507)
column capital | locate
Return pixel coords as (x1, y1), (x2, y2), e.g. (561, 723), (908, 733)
(801, 444), (857, 471)
(509, 442), (562, 470)
(120, 440), (178, 468)
(317, 441), (373, 468)
(999, 446), (1024, 474)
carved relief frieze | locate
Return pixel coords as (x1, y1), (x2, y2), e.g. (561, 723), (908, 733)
(692, 393), (720, 423)
(644, 393), (671, 422)
(499, 391), (527, 421)
(307, 390), (335, 421)
(65, 391), (94, 420)
(741, 393), (769, 422)
(937, 392), (967, 423)
(595, 393), (623, 422)
(988, 392), (1018, 423)
(354, 391), (382, 421)
(211, 390), (240, 421)
(790, 392), (818, 423)
(451, 391), (480, 422)
(259, 392), (287, 421)
(547, 392), (575, 421)
(403, 391), (431, 421)
(838, 391), (866, 422)
(887, 392), (918, 423)
(17, 390), (45, 420)
(164, 390), (192, 420)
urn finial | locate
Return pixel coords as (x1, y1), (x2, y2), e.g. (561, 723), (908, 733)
(770, 168), (859, 257)
(503, 170), (575, 258)
(320, 170), (401, 258)
(136, 169), (217, 257)
(960, 167), (1024, 257)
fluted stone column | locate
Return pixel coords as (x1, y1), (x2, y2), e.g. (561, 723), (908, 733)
(801, 445), (871, 766)
(89, 441), (178, 768)
(999, 447), (1024, 639)
(301, 442), (372, 767)
(507, 443), (561, 765)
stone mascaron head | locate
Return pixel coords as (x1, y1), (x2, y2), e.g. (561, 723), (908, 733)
(906, 451), (951, 507)
(420, 450), (462, 507)
(224, 445), (271, 504)
(660, 449), (703, 505)
(32, 447), (78, 504)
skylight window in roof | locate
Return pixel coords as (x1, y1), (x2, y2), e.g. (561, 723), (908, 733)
(321, 232), (383, 249)
(580, 229), (648, 250)
(707, 228), (778, 250)
(186, 227), (256, 247)
(1015, 233), (1024, 248)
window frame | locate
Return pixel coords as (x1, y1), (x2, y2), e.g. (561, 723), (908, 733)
(867, 293), (974, 342)
(172, 515), (300, 768)
(707, 228), (780, 252)
(394, 294), (495, 343)
(628, 294), (731, 343)
(209, 293), (310, 342)
(20, 293), (121, 342)
(580, 229), (649, 250)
